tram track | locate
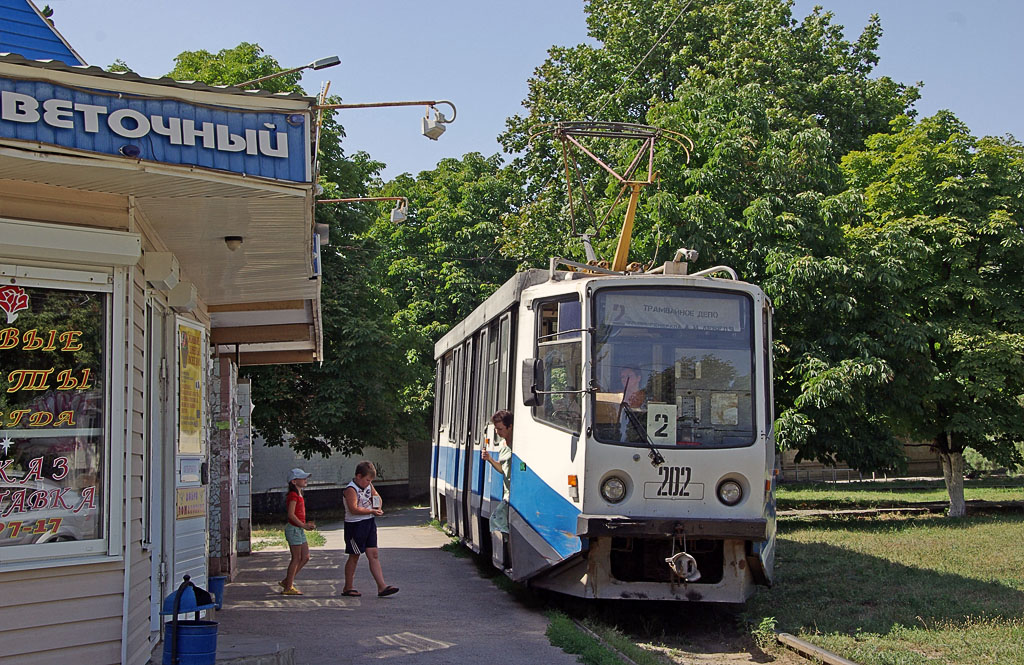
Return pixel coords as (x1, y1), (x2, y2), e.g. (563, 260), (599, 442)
(567, 612), (861, 665)
(546, 595), (837, 665)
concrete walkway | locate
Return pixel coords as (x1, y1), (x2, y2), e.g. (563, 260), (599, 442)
(211, 507), (580, 665)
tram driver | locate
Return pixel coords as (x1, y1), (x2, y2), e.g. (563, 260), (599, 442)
(617, 366), (649, 441)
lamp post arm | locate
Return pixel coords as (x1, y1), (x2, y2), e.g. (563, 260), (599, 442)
(316, 100), (456, 122)
(237, 64), (306, 88)
(317, 197), (408, 207)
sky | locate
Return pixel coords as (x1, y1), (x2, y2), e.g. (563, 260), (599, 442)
(47, 0), (1023, 182)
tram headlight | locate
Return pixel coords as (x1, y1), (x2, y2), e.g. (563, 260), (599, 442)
(600, 476), (627, 503)
(717, 479), (743, 506)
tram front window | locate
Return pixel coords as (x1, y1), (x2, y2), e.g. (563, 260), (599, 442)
(592, 287), (756, 448)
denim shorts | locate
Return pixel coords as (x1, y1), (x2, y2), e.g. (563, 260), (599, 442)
(284, 524), (307, 546)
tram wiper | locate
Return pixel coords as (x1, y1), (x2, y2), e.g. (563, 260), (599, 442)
(620, 401), (665, 467)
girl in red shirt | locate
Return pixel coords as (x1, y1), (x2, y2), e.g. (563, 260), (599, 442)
(280, 468), (315, 595)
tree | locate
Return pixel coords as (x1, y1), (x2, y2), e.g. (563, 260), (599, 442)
(167, 43), (417, 456)
(367, 153), (522, 425)
(498, 0), (919, 472)
(166, 42), (302, 94)
(106, 59), (133, 73)
(840, 112), (1024, 515)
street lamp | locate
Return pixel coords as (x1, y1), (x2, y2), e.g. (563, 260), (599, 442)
(316, 100), (457, 140)
(318, 196), (410, 224)
(237, 55), (341, 88)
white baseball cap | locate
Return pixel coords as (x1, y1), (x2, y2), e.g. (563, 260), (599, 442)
(288, 468), (311, 481)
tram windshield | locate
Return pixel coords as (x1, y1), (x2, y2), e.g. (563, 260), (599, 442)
(591, 287), (756, 448)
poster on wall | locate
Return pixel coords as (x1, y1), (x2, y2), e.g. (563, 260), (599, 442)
(175, 486), (206, 520)
(178, 324), (203, 454)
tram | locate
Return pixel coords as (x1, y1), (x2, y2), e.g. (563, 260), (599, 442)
(430, 251), (776, 602)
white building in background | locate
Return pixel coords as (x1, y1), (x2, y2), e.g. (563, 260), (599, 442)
(249, 437), (429, 517)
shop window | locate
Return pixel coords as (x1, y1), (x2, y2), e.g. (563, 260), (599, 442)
(0, 279), (113, 561)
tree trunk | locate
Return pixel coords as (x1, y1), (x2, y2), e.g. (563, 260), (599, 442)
(939, 446), (967, 517)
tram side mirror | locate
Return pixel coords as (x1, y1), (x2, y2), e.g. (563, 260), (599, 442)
(522, 358), (543, 407)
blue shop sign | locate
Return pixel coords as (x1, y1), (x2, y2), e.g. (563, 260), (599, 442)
(0, 77), (310, 182)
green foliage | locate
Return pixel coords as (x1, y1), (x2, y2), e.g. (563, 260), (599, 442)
(366, 152), (522, 427)
(106, 59), (133, 73)
(166, 42), (301, 93)
(965, 443), (1024, 475)
(250, 526), (326, 551)
(545, 611), (627, 665)
(248, 141), (432, 456)
(751, 616), (777, 651)
(841, 112), (1024, 472)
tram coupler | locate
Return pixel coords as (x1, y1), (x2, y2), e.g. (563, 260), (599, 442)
(665, 551), (701, 582)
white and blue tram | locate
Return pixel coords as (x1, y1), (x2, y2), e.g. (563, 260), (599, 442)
(430, 255), (776, 602)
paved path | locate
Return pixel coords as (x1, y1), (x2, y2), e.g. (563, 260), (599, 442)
(214, 507), (579, 665)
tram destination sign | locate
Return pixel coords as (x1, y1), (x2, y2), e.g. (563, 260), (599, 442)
(602, 293), (742, 332)
(0, 77), (310, 182)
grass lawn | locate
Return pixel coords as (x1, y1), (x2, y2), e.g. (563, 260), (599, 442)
(251, 525), (326, 550)
(777, 477), (1024, 510)
(745, 510), (1024, 664)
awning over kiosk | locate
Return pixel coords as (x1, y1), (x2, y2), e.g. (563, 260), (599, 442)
(0, 55), (324, 364)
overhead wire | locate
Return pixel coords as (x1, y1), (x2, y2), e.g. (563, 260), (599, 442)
(331, 244), (541, 266)
(591, 0), (694, 120)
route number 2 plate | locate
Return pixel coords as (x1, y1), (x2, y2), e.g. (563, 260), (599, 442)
(646, 403), (676, 444)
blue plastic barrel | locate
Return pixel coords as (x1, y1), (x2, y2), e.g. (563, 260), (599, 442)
(207, 576), (226, 610)
(162, 620), (218, 665)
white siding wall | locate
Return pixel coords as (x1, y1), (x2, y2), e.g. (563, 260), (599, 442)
(0, 196), (133, 665)
(125, 266), (152, 664)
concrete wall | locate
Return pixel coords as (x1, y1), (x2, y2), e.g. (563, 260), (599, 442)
(250, 437), (431, 519)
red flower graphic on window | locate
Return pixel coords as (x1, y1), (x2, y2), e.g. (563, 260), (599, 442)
(0, 285), (29, 323)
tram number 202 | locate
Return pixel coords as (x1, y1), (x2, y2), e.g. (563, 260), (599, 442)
(656, 465), (692, 497)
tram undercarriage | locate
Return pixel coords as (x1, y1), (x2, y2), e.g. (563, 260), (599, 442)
(529, 536), (759, 602)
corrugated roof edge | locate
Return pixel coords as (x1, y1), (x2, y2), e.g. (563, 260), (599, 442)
(0, 52), (315, 102)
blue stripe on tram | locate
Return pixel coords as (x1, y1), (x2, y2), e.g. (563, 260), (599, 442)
(509, 454), (582, 560)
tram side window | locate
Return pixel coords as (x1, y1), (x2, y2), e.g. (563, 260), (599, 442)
(475, 329), (489, 439)
(486, 322), (500, 419)
(453, 347), (465, 443)
(433, 362), (442, 442)
(497, 314), (511, 411)
(459, 340), (473, 442)
(534, 298), (582, 432)
(441, 352), (454, 435)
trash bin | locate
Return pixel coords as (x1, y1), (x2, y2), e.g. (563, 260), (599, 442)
(162, 620), (218, 665)
(207, 576), (227, 610)
(160, 575), (217, 665)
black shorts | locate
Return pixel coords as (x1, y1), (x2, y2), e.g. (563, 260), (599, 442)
(344, 518), (377, 554)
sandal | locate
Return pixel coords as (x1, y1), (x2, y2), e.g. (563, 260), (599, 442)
(342, 589), (361, 597)
(378, 586), (399, 597)
(281, 586), (303, 596)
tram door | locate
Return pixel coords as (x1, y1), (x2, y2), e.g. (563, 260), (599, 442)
(455, 339), (474, 540)
(464, 328), (492, 553)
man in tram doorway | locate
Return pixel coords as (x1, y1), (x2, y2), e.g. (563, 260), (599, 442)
(480, 410), (513, 534)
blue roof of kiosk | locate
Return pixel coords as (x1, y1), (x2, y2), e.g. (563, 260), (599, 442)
(0, 0), (85, 66)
